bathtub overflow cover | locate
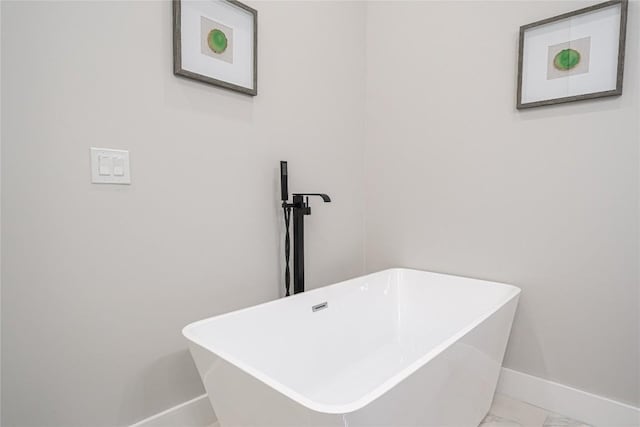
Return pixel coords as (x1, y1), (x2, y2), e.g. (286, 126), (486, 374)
(312, 302), (328, 312)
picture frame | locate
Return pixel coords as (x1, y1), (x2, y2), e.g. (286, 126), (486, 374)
(173, 0), (258, 96)
(516, 0), (628, 109)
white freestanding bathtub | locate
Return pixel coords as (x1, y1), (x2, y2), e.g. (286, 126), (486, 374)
(183, 268), (520, 427)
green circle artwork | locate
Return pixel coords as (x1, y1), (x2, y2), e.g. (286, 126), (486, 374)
(553, 48), (581, 71)
(207, 29), (228, 54)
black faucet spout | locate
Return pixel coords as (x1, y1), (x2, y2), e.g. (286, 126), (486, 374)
(293, 193), (331, 203)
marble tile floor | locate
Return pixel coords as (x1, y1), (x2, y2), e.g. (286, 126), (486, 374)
(208, 394), (591, 427)
(481, 394), (591, 427)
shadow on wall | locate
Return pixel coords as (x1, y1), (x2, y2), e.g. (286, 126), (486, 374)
(516, 95), (627, 121)
(503, 299), (548, 378)
(118, 349), (205, 425)
(165, 74), (256, 123)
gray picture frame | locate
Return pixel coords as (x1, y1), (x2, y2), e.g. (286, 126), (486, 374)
(173, 0), (258, 96)
(516, 0), (628, 110)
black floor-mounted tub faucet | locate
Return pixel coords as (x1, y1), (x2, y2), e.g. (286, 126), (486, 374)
(280, 161), (331, 296)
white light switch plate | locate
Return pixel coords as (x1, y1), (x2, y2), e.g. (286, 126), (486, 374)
(90, 148), (131, 184)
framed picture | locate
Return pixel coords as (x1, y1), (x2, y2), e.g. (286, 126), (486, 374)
(173, 0), (257, 96)
(517, 0), (628, 109)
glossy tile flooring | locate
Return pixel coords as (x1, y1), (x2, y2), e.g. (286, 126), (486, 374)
(208, 394), (590, 427)
(481, 394), (591, 427)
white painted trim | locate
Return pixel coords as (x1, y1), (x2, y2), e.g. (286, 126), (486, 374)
(129, 394), (217, 427)
(497, 368), (640, 427)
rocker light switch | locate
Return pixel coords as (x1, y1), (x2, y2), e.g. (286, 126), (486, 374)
(91, 148), (131, 184)
(112, 156), (125, 176)
(98, 155), (112, 176)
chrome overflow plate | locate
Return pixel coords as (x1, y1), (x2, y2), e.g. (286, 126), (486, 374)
(312, 302), (328, 312)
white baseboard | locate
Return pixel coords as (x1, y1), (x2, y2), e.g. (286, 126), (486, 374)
(129, 369), (639, 427)
(497, 367), (640, 427)
(129, 394), (217, 427)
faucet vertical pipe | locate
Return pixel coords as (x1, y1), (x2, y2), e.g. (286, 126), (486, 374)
(292, 194), (305, 294)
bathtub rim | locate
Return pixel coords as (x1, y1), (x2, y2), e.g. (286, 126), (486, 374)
(183, 268), (521, 415)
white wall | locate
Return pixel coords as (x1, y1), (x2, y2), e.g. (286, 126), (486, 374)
(365, 0), (639, 407)
(0, 1), (365, 426)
